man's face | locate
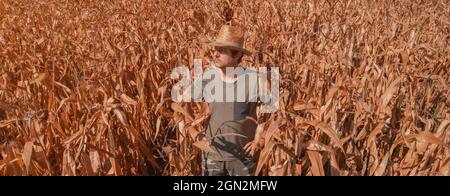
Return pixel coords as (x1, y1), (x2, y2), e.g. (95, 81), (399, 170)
(213, 47), (241, 68)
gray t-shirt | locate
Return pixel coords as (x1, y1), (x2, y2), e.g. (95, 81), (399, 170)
(191, 66), (258, 161)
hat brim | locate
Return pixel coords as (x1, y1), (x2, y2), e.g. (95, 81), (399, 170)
(202, 39), (251, 55)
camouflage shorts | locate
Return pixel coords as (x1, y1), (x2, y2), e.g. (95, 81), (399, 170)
(201, 153), (257, 176)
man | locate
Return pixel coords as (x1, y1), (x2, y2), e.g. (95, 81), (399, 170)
(185, 25), (270, 176)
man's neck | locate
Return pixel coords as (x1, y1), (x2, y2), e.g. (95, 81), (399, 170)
(220, 64), (239, 81)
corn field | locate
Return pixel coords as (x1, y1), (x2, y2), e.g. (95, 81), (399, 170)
(0, 0), (449, 176)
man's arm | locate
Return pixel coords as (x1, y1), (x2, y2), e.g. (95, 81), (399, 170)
(181, 77), (208, 142)
(244, 67), (271, 156)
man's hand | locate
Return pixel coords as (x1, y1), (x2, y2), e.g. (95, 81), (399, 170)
(196, 132), (207, 142)
(244, 124), (266, 156)
(193, 132), (216, 153)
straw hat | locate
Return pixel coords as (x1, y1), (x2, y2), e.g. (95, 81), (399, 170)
(203, 25), (251, 55)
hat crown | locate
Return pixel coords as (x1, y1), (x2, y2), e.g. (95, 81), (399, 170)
(216, 25), (245, 45)
(206, 25), (251, 55)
